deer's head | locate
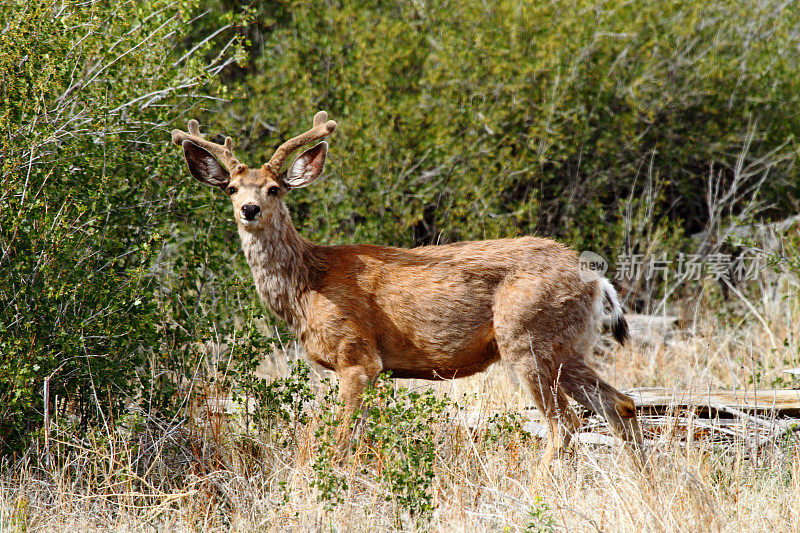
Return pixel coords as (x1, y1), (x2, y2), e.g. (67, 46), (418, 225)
(172, 111), (337, 231)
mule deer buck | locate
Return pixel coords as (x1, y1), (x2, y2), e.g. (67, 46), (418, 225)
(172, 111), (646, 469)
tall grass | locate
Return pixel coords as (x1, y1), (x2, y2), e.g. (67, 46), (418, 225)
(3, 290), (798, 531)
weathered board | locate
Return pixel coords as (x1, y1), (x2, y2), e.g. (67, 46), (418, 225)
(462, 387), (800, 446)
(627, 387), (800, 418)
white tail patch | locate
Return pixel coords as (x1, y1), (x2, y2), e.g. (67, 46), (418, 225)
(600, 277), (629, 345)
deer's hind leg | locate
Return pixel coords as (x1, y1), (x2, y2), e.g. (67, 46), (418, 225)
(560, 359), (646, 467)
(512, 356), (580, 471)
(493, 319), (579, 471)
(539, 386), (581, 469)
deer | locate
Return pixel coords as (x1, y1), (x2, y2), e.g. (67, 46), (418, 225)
(171, 111), (646, 470)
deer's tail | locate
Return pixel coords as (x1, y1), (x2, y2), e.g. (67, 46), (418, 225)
(600, 277), (629, 346)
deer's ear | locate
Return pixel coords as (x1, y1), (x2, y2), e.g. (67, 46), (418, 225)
(284, 142), (328, 189)
(182, 140), (230, 188)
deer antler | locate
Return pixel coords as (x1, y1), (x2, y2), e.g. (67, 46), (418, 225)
(171, 120), (246, 174)
(264, 111), (337, 175)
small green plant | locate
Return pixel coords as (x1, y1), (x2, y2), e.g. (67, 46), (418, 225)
(484, 410), (530, 444)
(311, 375), (455, 517)
(360, 375), (452, 518)
(238, 359), (314, 444)
(11, 495), (29, 533)
(311, 379), (348, 510)
(524, 495), (556, 533)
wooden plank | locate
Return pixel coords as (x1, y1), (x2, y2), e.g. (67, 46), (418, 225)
(627, 388), (800, 417)
(458, 388), (800, 448)
(460, 388), (800, 448)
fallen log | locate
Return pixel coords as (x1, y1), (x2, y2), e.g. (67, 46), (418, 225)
(462, 387), (800, 448)
(627, 387), (800, 418)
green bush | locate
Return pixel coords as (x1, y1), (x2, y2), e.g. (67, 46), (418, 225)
(0, 0), (246, 452)
(360, 376), (451, 517)
(240, 358), (314, 441)
(218, 0), (799, 256)
(311, 376), (451, 518)
(311, 379), (348, 510)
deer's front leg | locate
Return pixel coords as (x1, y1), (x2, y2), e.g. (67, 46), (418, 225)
(335, 363), (380, 458)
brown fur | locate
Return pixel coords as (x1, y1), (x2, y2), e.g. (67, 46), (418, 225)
(172, 112), (646, 470)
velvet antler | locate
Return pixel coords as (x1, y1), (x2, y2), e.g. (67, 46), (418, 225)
(171, 120), (246, 174)
(264, 111), (337, 175)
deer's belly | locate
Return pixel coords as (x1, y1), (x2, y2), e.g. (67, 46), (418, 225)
(380, 335), (500, 381)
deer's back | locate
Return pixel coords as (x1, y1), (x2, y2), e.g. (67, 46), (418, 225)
(317, 236), (580, 293)
(298, 237), (593, 377)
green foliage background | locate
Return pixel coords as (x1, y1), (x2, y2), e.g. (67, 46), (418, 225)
(0, 0), (255, 450)
(1, 0), (799, 451)
(222, 0), (799, 251)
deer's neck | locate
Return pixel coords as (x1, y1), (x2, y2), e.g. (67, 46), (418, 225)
(238, 204), (318, 329)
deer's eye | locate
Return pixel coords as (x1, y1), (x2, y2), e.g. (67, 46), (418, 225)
(267, 186), (280, 197)
(226, 186), (238, 195)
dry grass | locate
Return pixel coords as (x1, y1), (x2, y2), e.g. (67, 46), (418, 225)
(3, 286), (799, 532)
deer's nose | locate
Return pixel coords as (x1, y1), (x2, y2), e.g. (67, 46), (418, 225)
(241, 204), (261, 221)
